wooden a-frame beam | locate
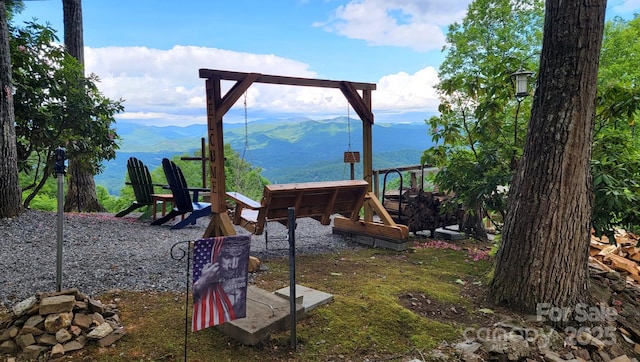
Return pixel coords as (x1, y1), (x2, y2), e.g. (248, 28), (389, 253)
(199, 69), (376, 91)
(199, 68), (377, 237)
(339, 81), (374, 125)
(217, 73), (260, 119)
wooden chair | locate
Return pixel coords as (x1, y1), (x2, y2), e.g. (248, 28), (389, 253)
(226, 180), (370, 235)
(151, 158), (211, 229)
(115, 157), (173, 218)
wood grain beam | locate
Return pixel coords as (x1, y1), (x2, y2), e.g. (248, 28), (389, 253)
(200, 68), (376, 91)
(339, 81), (374, 125)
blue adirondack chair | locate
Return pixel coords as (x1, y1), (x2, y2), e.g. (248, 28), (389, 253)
(151, 158), (211, 229)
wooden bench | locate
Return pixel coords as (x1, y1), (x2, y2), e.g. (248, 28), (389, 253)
(226, 180), (370, 235)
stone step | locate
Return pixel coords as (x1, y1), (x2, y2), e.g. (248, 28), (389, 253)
(273, 284), (334, 312)
(216, 286), (304, 346)
(434, 227), (466, 240)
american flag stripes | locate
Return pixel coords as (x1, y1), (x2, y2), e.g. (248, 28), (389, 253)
(192, 235), (250, 331)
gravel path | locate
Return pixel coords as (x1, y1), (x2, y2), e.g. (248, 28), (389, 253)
(0, 210), (363, 309)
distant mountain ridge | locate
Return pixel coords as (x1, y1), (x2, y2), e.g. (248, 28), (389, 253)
(96, 117), (433, 195)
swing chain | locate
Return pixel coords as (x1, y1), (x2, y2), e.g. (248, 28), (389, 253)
(347, 103), (352, 151)
(243, 91), (249, 161)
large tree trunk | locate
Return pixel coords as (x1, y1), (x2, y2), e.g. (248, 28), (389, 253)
(63, 0), (84, 65)
(0, 1), (23, 218)
(62, 0), (105, 212)
(489, 0), (606, 317)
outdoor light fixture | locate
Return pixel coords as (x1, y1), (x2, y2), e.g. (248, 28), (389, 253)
(510, 68), (534, 98)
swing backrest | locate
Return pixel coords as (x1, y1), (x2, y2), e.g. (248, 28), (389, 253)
(227, 179), (369, 235)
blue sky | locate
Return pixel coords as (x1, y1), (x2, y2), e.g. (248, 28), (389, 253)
(14, 0), (640, 126)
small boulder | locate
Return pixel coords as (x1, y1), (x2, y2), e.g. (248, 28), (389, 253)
(39, 295), (75, 315)
(87, 323), (113, 340)
(50, 343), (65, 358)
(44, 312), (73, 334)
(12, 296), (37, 317)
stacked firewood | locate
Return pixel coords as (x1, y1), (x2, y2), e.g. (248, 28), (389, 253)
(590, 229), (640, 284)
(382, 188), (462, 235)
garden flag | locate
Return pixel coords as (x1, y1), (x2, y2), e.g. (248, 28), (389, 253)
(192, 235), (251, 331)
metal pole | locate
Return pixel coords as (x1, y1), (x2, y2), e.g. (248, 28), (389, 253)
(56, 174), (63, 292)
(170, 240), (192, 362)
(288, 207), (297, 350)
(54, 148), (66, 292)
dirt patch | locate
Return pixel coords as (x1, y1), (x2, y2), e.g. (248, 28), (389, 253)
(398, 280), (518, 329)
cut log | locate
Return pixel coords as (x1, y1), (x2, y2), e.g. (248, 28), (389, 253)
(625, 247), (640, 263)
(589, 240), (609, 250)
(603, 254), (640, 282)
(589, 256), (614, 273)
(597, 244), (619, 257)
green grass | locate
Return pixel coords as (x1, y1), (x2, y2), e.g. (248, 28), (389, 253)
(46, 241), (493, 361)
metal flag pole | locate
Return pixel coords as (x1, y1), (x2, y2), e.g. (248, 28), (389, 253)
(54, 147), (66, 292)
(170, 240), (192, 362)
(288, 207), (297, 350)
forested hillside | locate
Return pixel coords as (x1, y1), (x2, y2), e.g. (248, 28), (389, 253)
(96, 117), (433, 195)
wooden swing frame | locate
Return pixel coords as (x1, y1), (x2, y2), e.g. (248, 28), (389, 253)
(199, 69), (408, 241)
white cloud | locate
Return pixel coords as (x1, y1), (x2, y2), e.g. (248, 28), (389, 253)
(316, 0), (470, 52)
(118, 111), (206, 127)
(610, 0), (640, 13)
(374, 67), (440, 111)
(85, 46), (440, 126)
(85, 45), (316, 112)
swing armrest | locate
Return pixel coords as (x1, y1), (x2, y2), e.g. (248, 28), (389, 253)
(226, 192), (262, 209)
(226, 192), (263, 226)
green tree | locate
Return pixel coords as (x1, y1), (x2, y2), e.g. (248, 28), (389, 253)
(62, 0), (105, 212)
(590, 15), (640, 239)
(423, 0), (544, 239)
(591, 129), (640, 238)
(490, 0), (606, 315)
(11, 21), (123, 209)
(140, 144), (268, 207)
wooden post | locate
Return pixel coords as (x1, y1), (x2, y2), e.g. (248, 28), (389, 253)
(204, 77), (234, 237)
(202, 72), (259, 237)
(180, 137), (208, 188)
(362, 89), (374, 222)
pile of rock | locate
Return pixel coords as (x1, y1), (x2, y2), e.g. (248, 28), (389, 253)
(0, 288), (125, 361)
(436, 264), (640, 361)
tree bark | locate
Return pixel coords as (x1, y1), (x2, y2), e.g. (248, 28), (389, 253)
(0, 1), (23, 218)
(461, 203), (488, 241)
(489, 0), (606, 317)
(62, 0), (84, 66)
(62, 0), (105, 212)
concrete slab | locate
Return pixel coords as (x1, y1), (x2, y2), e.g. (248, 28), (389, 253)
(217, 285), (304, 346)
(274, 284), (334, 312)
(373, 237), (409, 251)
(434, 227), (466, 240)
(333, 230), (409, 251)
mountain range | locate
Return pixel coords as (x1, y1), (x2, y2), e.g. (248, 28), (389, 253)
(96, 117), (434, 195)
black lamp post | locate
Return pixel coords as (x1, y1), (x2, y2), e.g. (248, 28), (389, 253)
(510, 68), (533, 170)
(511, 68), (534, 98)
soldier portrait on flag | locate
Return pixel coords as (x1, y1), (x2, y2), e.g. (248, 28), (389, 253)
(192, 235), (251, 331)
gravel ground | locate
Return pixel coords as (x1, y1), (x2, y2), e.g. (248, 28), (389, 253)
(0, 210), (364, 309)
